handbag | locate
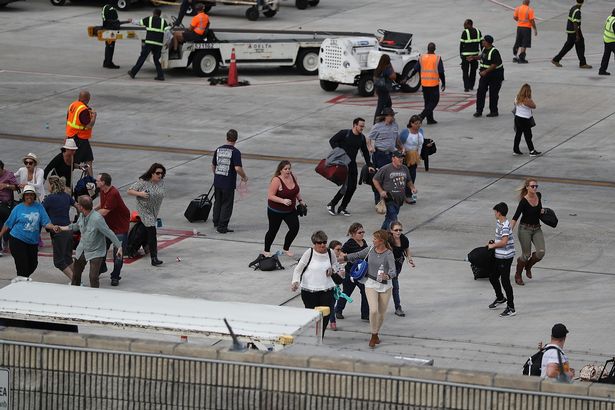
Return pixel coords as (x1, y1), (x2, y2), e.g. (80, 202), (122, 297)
(404, 150), (421, 166)
(348, 246), (373, 281)
(529, 116), (536, 128)
(375, 199), (386, 214)
(248, 253), (284, 271)
(540, 208), (558, 228)
(296, 203), (308, 217)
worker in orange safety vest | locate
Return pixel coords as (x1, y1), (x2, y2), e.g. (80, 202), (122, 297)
(407, 43), (445, 125)
(66, 90), (96, 176)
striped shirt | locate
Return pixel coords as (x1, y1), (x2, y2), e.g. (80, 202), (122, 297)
(495, 219), (515, 259)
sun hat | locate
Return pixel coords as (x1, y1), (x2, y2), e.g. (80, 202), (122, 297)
(62, 139), (78, 150)
(21, 184), (37, 197)
(23, 153), (38, 165)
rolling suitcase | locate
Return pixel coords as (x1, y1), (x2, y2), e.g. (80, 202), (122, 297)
(184, 185), (213, 222)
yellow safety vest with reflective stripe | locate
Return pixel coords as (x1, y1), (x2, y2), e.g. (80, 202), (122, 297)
(144, 16), (167, 46)
(604, 16), (615, 43)
(419, 54), (441, 87)
(479, 47), (503, 70)
(460, 28), (482, 56)
(567, 8), (581, 34)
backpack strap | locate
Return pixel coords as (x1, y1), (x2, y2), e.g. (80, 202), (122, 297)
(299, 248), (314, 282)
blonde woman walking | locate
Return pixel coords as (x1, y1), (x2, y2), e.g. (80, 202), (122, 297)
(513, 84), (540, 156)
(511, 177), (545, 285)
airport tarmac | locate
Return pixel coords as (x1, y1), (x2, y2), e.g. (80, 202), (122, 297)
(1, 0), (614, 375)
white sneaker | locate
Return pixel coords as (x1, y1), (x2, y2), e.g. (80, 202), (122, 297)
(326, 204), (336, 216)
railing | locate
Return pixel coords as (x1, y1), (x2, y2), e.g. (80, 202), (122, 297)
(2, 339), (614, 410)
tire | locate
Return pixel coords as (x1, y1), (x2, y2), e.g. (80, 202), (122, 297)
(308, 0), (319, 5)
(50, 0), (66, 6)
(246, 6), (259, 21)
(320, 80), (339, 92)
(357, 74), (375, 97)
(400, 60), (421, 93)
(192, 51), (220, 77)
(263, 9), (277, 17)
(295, 0), (308, 9)
(115, 0), (129, 10)
(296, 48), (319, 75)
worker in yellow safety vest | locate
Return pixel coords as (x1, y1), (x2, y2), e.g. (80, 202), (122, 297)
(552, 0), (592, 69)
(467, 35), (503, 118)
(460, 19), (482, 92)
(66, 90), (96, 176)
(412, 43), (445, 125)
(127, 8), (169, 81)
(599, 8), (615, 75)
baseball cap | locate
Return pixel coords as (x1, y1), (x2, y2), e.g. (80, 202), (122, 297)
(483, 35), (494, 44)
(551, 323), (569, 339)
(392, 150), (404, 158)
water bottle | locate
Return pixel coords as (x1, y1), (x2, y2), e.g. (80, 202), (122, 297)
(377, 264), (385, 283)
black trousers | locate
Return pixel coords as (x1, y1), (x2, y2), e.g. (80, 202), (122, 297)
(489, 257), (514, 309)
(264, 209), (299, 252)
(476, 73), (503, 115)
(513, 116), (535, 152)
(301, 289), (334, 337)
(329, 163), (358, 211)
(374, 88), (392, 123)
(553, 33), (587, 66)
(145, 226), (159, 260)
(9, 236), (39, 277)
(420, 86), (440, 122)
(461, 58), (478, 90)
(104, 40), (116, 65)
(600, 42), (615, 73)
(212, 187), (235, 230)
(50, 231), (74, 271)
(130, 43), (164, 79)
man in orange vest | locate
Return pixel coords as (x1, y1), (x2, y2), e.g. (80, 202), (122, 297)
(66, 90), (96, 176)
(513, 0), (537, 63)
(172, 3), (210, 54)
(412, 43), (445, 125)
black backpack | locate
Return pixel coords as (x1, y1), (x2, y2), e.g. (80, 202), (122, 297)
(522, 345), (563, 376)
(248, 253), (284, 271)
(126, 221), (148, 258)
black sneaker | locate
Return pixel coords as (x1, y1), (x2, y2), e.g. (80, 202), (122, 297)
(518, 59), (529, 64)
(513, 151), (524, 156)
(111, 278), (119, 286)
(486, 112), (499, 117)
(338, 208), (351, 217)
(326, 204), (336, 216)
(335, 312), (344, 320)
(489, 298), (507, 309)
(473, 112), (482, 118)
(529, 150), (542, 157)
(127, 70), (135, 79)
(512, 57), (519, 63)
(500, 307), (517, 317)
(599, 71), (611, 76)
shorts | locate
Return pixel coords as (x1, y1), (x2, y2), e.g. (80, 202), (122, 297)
(182, 30), (205, 43)
(515, 27), (532, 48)
(72, 137), (94, 163)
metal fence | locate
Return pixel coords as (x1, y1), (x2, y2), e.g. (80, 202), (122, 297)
(2, 340), (614, 410)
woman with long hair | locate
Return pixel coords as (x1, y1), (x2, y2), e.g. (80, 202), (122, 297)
(334, 222), (369, 322)
(373, 54), (397, 123)
(513, 83), (540, 156)
(16, 153), (46, 200)
(400, 114), (426, 204)
(42, 176), (76, 280)
(388, 221), (415, 317)
(340, 229), (396, 348)
(127, 163), (166, 266)
(510, 177), (545, 285)
(263, 160), (305, 257)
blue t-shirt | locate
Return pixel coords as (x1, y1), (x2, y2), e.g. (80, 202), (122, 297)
(4, 202), (51, 245)
(42, 192), (75, 226)
(212, 144), (242, 190)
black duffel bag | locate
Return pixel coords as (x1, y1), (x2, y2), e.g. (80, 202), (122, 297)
(540, 208), (558, 228)
(467, 246), (495, 280)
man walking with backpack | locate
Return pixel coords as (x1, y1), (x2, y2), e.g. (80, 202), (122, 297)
(541, 323), (575, 381)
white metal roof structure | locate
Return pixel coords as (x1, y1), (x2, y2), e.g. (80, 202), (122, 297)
(0, 282), (321, 350)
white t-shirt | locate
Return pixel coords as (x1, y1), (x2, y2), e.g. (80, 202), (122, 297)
(292, 248), (336, 291)
(514, 102), (532, 119)
(15, 167), (46, 200)
(540, 344), (570, 379)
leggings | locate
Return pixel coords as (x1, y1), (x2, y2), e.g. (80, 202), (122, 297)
(264, 209), (299, 252)
(517, 224), (545, 261)
(145, 226), (159, 259)
(365, 287), (392, 334)
(9, 236), (39, 277)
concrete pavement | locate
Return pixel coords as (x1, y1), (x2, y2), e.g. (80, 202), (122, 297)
(1, 0), (614, 375)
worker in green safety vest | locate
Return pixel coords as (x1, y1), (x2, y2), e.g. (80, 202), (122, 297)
(467, 35), (503, 118)
(127, 8), (170, 81)
(551, 0), (592, 69)
(460, 19), (482, 92)
(599, 8), (615, 75)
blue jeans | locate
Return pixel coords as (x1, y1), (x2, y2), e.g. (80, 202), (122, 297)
(382, 200), (401, 230)
(335, 275), (369, 319)
(103, 233), (127, 280)
(392, 277), (401, 309)
(372, 150), (392, 203)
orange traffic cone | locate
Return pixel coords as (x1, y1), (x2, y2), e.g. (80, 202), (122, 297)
(227, 48), (238, 87)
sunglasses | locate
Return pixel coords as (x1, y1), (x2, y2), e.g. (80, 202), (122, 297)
(392, 229), (403, 232)
(313, 241), (327, 245)
(154, 171), (165, 176)
(529, 185), (538, 189)
(24, 161), (35, 165)
(356, 231), (365, 234)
